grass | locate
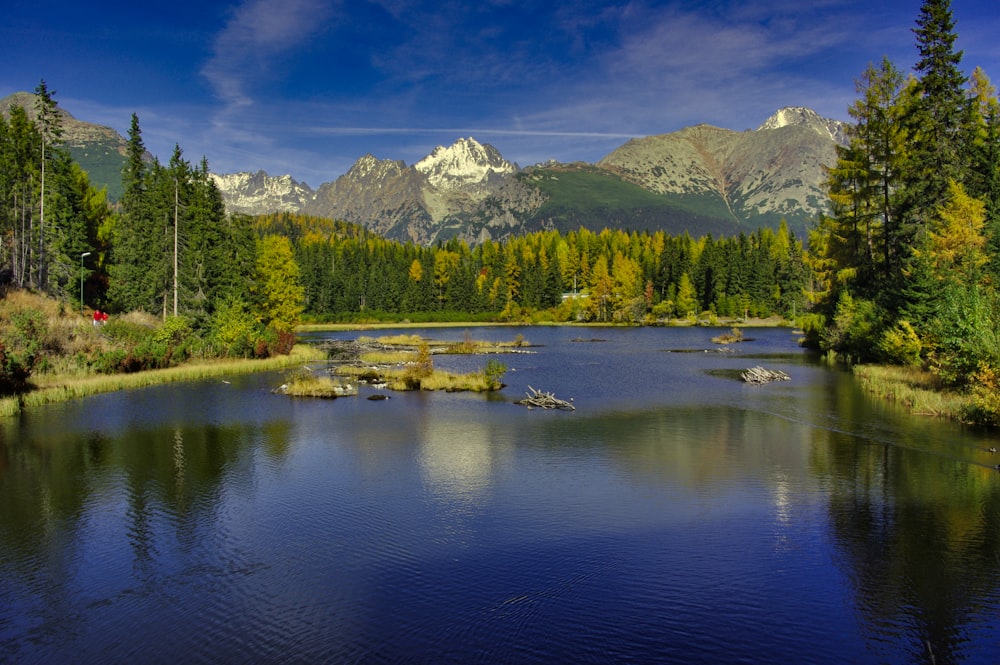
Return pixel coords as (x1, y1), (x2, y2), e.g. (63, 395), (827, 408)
(281, 370), (356, 398)
(359, 350), (415, 364)
(333, 336), (506, 393)
(357, 333), (425, 346)
(335, 364), (495, 392)
(852, 364), (968, 419)
(711, 327), (745, 344)
(0, 344), (326, 417)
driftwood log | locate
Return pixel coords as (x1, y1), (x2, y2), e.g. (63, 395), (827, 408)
(741, 366), (791, 384)
(516, 386), (576, 410)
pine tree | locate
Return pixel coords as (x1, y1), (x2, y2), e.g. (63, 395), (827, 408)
(108, 115), (169, 314)
(893, 0), (968, 308)
(965, 68), (1000, 275)
(34, 80), (64, 290)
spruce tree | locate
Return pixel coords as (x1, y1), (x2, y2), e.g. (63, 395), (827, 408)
(108, 115), (169, 314)
(887, 0), (968, 325)
(33, 80), (63, 290)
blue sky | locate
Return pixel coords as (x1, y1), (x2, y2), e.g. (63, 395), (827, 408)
(3, 0), (998, 187)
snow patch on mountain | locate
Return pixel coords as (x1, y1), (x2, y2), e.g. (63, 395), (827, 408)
(210, 170), (315, 214)
(414, 137), (517, 189)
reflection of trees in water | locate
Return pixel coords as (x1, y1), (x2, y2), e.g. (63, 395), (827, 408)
(523, 386), (1000, 664)
(800, 368), (1000, 663)
(0, 420), (281, 569)
(816, 424), (1000, 664)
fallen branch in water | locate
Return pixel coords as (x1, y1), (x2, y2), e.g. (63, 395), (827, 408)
(516, 385), (575, 410)
(741, 366), (790, 384)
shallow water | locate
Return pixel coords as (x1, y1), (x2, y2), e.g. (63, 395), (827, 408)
(1, 326), (998, 664)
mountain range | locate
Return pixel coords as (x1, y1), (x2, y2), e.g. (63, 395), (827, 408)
(2, 91), (847, 243)
(221, 106), (846, 243)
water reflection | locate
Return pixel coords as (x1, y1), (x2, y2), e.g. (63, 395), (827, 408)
(0, 327), (998, 663)
(418, 417), (506, 505)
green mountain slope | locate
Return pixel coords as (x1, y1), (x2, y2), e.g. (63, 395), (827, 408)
(519, 164), (742, 237)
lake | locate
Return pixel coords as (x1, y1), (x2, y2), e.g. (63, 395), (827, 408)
(1, 326), (998, 664)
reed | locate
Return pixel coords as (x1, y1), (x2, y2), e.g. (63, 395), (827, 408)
(357, 334), (424, 346)
(334, 364), (494, 392)
(852, 364), (967, 418)
(1, 344), (326, 417)
(359, 350), (414, 365)
(282, 370), (354, 398)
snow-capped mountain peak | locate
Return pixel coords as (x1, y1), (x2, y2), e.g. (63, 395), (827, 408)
(414, 137), (517, 189)
(757, 106), (848, 145)
(210, 170), (315, 215)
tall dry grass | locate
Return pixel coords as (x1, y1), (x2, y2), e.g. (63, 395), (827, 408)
(852, 364), (967, 418)
(0, 344), (325, 417)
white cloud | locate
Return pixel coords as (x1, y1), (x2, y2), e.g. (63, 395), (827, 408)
(201, 0), (337, 107)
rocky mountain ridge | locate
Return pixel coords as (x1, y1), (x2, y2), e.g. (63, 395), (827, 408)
(597, 108), (845, 226)
(1, 91), (131, 200)
(1, 91), (848, 244)
(209, 170), (314, 215)
(227, 108), (847, 244)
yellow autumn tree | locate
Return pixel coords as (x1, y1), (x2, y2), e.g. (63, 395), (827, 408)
(926, 180), (989, 287)
(255, 235), (304, 332)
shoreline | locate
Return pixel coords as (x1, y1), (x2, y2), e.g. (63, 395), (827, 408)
(1, 344), (326, 417)
(297, 315), (795, 333)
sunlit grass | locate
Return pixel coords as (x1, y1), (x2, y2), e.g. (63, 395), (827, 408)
(853, 364), (967, 418)
(444, 332), (529, 354)
(281, 370), (355, 398)
(358, 350), (414, 364)
(333, 364), (495, 392)
(0, 344), (326, 417)
(416, 369), (493, 392)
(357, 334), (424, 346)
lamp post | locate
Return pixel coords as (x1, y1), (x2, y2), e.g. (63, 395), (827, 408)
(80, 252), (91, 313)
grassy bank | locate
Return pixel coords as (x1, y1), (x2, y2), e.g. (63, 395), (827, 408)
(1, 344), (325, 417)
(852, 364), (968, 419)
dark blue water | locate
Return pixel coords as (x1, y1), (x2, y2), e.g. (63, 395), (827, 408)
(1, 326), (998, 664)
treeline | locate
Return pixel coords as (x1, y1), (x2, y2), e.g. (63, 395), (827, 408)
(808, 0), (1000, 421)
(0, 81), (109, 298)
(0, 88), (304, 375)
(4, 80), (813, 361)
(103, 114), (307, 356)
(258, 211), (810, 324)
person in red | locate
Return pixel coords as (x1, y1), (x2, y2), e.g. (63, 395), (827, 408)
(93, 309), (101, 327)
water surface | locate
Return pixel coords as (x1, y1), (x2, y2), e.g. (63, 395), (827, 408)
(1, 326), (998, 664)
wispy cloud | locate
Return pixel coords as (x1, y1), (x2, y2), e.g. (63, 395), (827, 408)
(201, 0), (337, 107)
(302, 126), (638, 139)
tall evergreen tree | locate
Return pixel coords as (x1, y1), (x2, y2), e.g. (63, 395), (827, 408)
(33, 80), (64, 290)
(964, 68), (1000, 275)
(108, 114), (169, 314)
(891, 0), (968, 318)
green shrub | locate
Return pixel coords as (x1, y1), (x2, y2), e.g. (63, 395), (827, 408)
(820, 292), (883, 363)
(212, 298), (265, 358)
(0, 308), (47, 394)
(483, 359), (507, 389)
(961, 363), (1000, 426)
(877, 320), (922, 366)
(154, 315), (193, 346)
(927, 285), (1000, 387)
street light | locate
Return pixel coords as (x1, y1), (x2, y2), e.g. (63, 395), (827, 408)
(80, 252), (91, 313)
